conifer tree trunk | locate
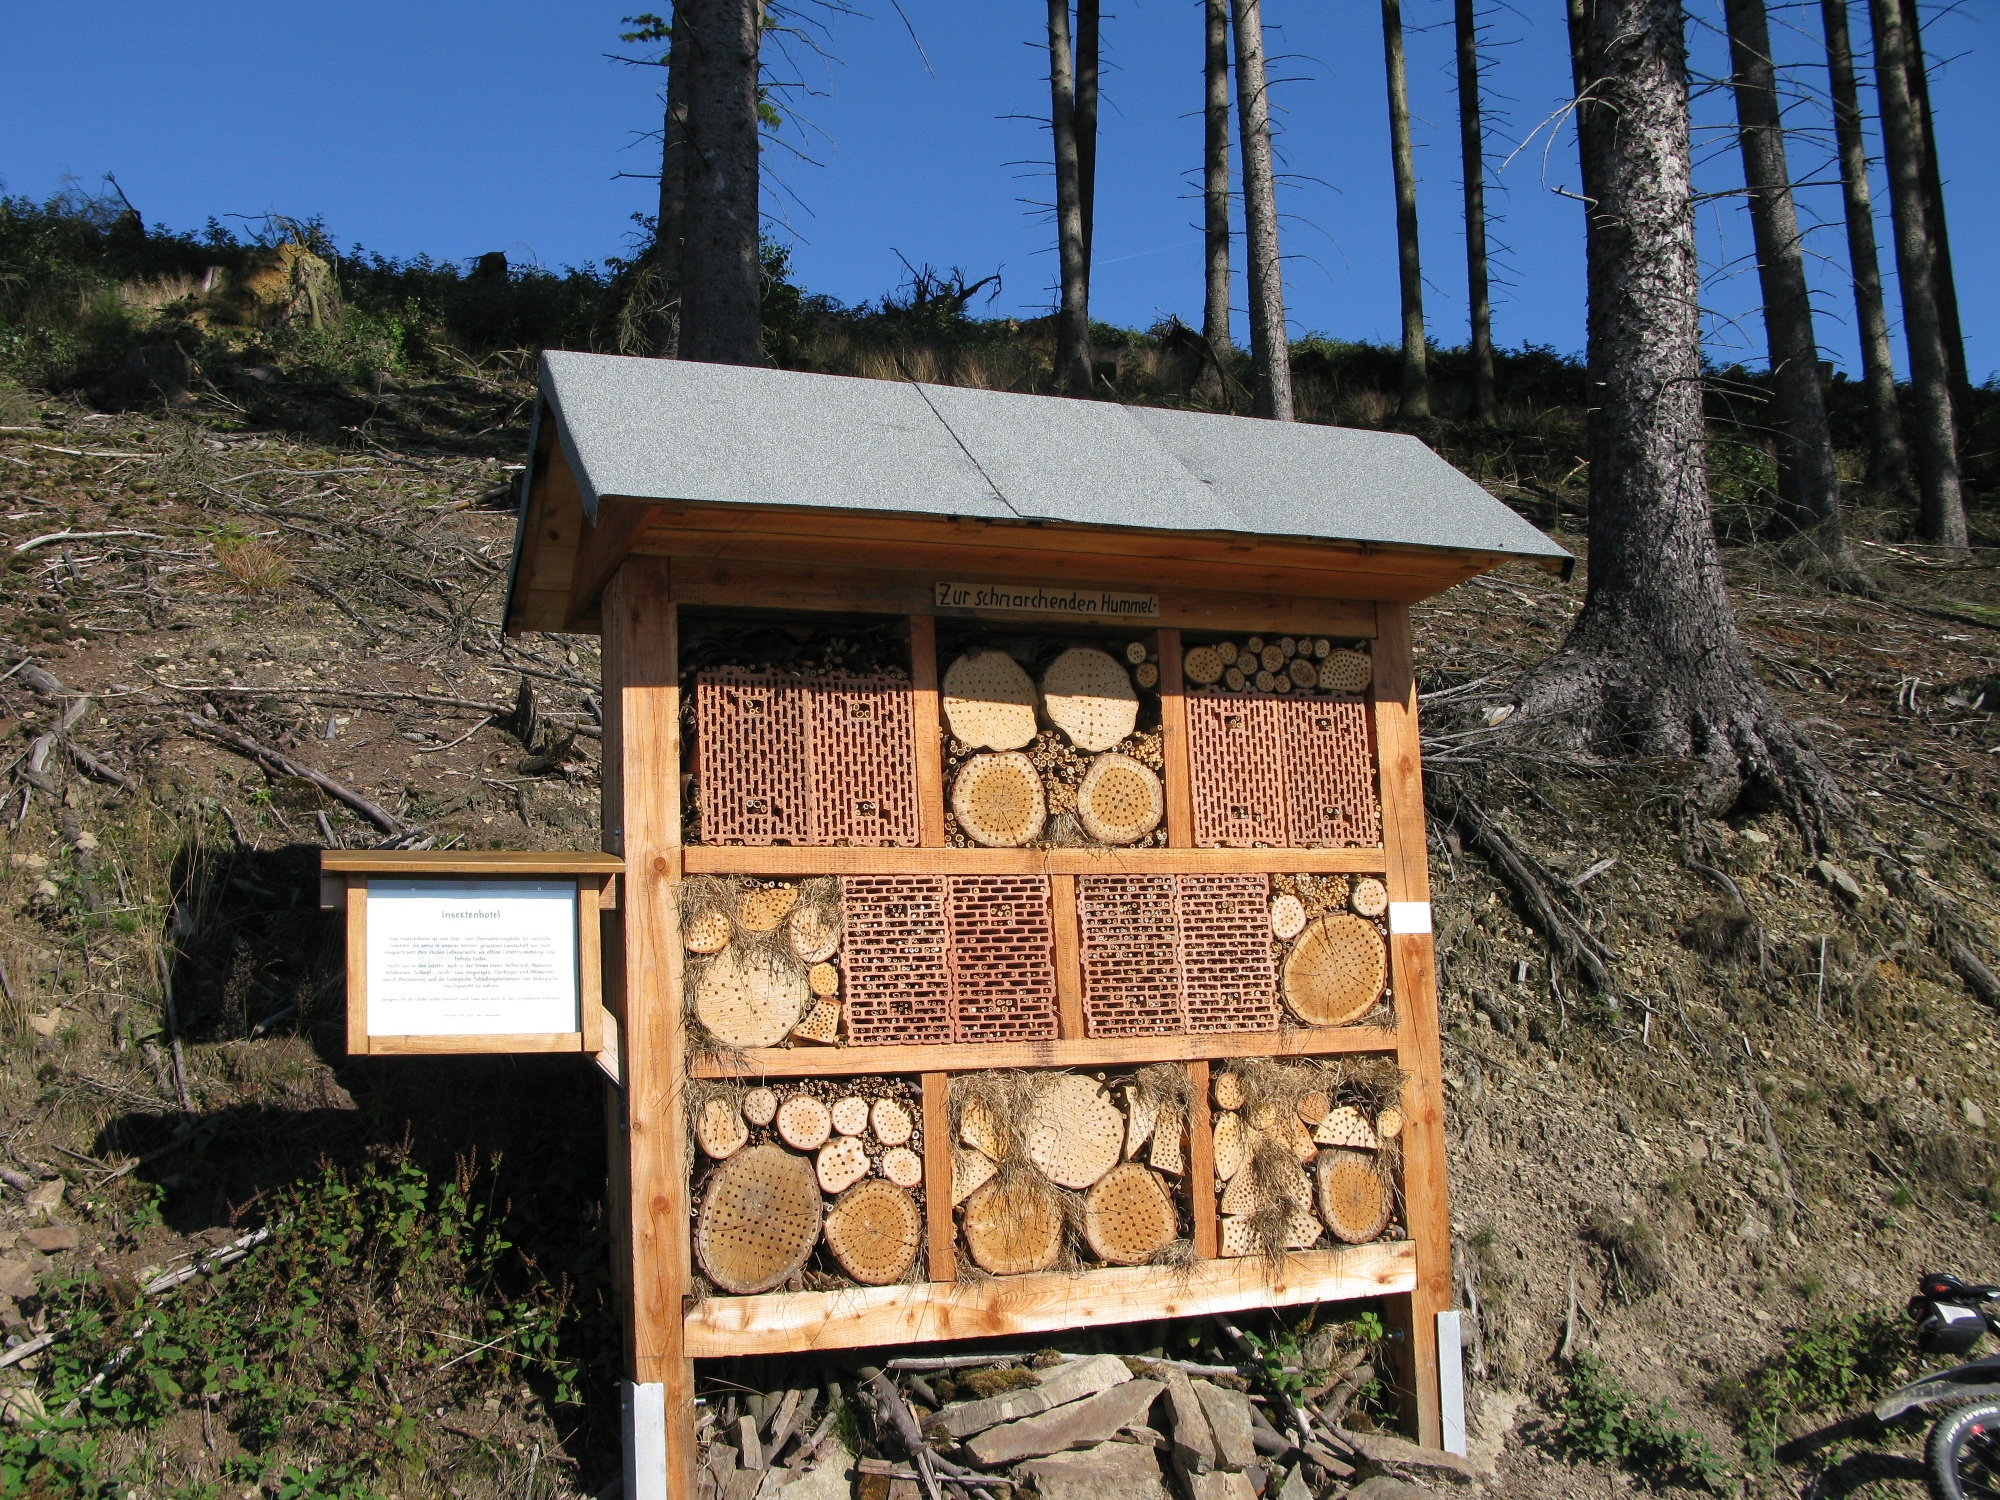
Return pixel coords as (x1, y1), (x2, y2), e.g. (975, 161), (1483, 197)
(1897, 0), (1966, 402)
(1048, 0), (1094, 394)
(1454, 0), (1496, 425)
(1868, 0), (1966, 547)
(1230, 0), (1293, 421)
(1381, 0), (1430, 420)
(1076, 0), (1100, 284)
(1510, 0), (1840, 835)
(1821, 0), (1911, 497)
(678, 0), (766, 366)
(647, 12), (694, 359)
(1722, 0), (1849, 556)
(1203, 0), (1234, 402)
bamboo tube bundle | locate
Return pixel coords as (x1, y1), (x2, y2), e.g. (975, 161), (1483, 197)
(961, 1173), (1065, 1275)
(1280, 914), (1387, 1027)
(824, 1178), (921, 1284)
(951, 752), (1047, 847)
(693, 948), (810, 1048)
(1316, 1148), (1392, 1244)
(943, 649), (1040, 751)
(1041, 647), (1140, 751)
(1082, 1162), (1179, 1265)
(695, 1145), (823, 1294)
(1075, 753), (1163, 844)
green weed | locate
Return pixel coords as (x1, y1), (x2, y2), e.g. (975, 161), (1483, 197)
(1714, 1306), (1910, 1465)
(1556, 1353), (1729, 1492)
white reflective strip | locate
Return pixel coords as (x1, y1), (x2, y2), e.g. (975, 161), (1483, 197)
(1388, 901), (1432, 935)
(622, 1382), (668, 1500)
(1437, 1310), (1468, 1456)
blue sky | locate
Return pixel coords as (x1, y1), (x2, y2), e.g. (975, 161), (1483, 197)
(2, 1), (1991, 382)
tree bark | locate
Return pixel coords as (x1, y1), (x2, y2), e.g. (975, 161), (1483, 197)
(1722, 0), (1849, 555)
(678, 0), (766, 366)
(1048, 0), (1094, 394)
(1230, 0), (1293, 421)
(1510, 0), (1842, 837)
(1381, 0), (1431, 421)
(1821, 0), (1911, 497)
(1898, 0), (1965, 402)
(1454, 0), (1496, 425)
(1076, 0), (1100, 285)
(1203, 0), (1234, 403)
(647, 11), (694, 359)
(1867, 0), (1965, 547)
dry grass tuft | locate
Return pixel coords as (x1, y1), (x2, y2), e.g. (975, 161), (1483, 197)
(211, 534), (292, 593)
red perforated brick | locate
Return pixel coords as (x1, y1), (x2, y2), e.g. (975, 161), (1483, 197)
(1185, 694), (1287, 848)
(1078, 875), (1185, 1037)
(840, 875), (954, 1045)
(1279, 696), (1381, 847)
(805, 677), (921, 847)
(695, 670), (812, 845)
(695, 671), (920, 846)
(1176, 874), (1280, 1032)
(947, 876), (1059, 1043)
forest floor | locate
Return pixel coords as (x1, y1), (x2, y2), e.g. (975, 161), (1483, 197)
(0, 358), (1993, 1500)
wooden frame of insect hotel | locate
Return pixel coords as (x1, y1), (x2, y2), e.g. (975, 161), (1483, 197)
(490, 352), (1571, 1496)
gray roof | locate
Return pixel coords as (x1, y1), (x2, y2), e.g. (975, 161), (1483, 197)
(533, 350), (1570, 564)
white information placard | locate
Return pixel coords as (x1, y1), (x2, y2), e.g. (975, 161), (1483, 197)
(365, 879), (578, 1037)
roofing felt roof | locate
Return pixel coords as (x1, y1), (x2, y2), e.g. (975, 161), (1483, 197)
(531, 350), (1570, 566)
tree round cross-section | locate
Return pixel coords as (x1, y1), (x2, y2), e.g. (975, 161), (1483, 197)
(694, 949), (808, 1049)
(824, 1178), (921, 1284)
(1318, 648), (1372, 693)
(776, 1094), (833, 1151)
(816, 1135), (871, 1194)
(738, 884), (798, 933)
(741, 1087), (779, 1127)
(952, 752), (1047, 847)
(961, 1175), (1064, 1275)
(1313, 1105), (1377, 1150)
(942, 650), (1039, 751)
(1041, 648), (1139, 751)
(1269, 893), (1308, 940)
(1349, 877), (1389, 918)
(1316, 1148), (1392, 1244)
(1025, 1074), (1125, 1188)
(1182, 645), (1225, 686)
(1076, 753), (1163, 844)
(830, 1096), (870, 1137)
(695, 1145), (823, 1295)
(808, 962), (840, 998)
(1281, 914), (1387, 1027)
(1289, 658), (1319, 690)
(871, 1097), (913, 1147)
(684, 909), (732, 955)
(881, 1146), (923, 1187)
(788, 904), (841, 964)
(1083, 1163), (1179, 1265)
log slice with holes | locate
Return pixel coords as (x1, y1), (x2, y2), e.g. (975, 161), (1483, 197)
(738, 885), (798, 933)
(807, 962), (840, 998)
(1281, 914), (1387, 1027)
(1182, 645), (1225, 686)
(1083, 1162), (1179, 1265)
(943, 650), (1039, 751)
(1314, 1106), (1377, 1150)
(695, 1144), (823, 1294)
(741, 1087), (779, 1128)
(1041, 648), (1139, 751)
(1076, 753), (1164, 844)
(776, 1094), (833, 1152)
(696, 1096), (749, 1160)
(684, 909), (732, 955)
(830, 1096), (869, 1137)
(788, 905), (840, 964)
(1317, 1149), (1392, 1243)
(961, 1175), (1064, 1275)
(817, 1135), (871, 1194)
(694, 949), (808, 1049)
(1350, 877), (1389, 918)
(951, 752), (1047, 847)
(871, 1098), (913, 1147)
(1212, 1112), (1249, 1182)
(952, 1147), (998, 1206)
(1318, 648), (1372, 692)
(1269, 893), (1307, 941)
(824, 1178), (921, 1284)
(1212, 1071), (1245, 1112)
(881, 1146), (923, 1188)
(1025, 1074), (1125, 1189)
(793, 1001), (840, 1044)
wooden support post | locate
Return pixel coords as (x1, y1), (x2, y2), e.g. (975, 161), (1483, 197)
(344, 876), (368, 1056)
(1372, 603), (1449, 1449)
(1156, 628), (1195, 847)
(909, 615), (947, 847)
(601, 559), (696, 1498)
(1187, 1059), (1217, 1258)
(922, 1072), (955, 1281)
(1050, 874), (1085, 1039)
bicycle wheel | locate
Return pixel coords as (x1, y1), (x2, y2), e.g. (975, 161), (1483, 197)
(1927, 1400), (2000, 1500)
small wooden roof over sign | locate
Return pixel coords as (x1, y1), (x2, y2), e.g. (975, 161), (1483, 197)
(504, 351), (1571, 635)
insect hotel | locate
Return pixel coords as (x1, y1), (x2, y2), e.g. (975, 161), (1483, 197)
(331, 351), (1568, 1496)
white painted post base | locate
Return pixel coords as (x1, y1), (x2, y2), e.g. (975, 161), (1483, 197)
(1436, 1310), (1467, 1457)
(621, 1381), (668, 1500)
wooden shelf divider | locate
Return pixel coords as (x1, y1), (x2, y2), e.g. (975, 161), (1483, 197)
(921, 1072), (955, 1283)
(680, 846), (1386, 877)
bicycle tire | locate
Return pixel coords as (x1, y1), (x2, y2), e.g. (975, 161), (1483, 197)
(1927, 1400), (2000, 1500)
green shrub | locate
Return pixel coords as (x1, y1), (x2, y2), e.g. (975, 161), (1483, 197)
(1556, 1353), (1729, 1492)
(1715, 1305), (1911, 1464)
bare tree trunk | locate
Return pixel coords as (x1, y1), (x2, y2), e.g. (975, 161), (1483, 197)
(1230, 0), (1293, 421)
(1722, 0), (1850, 557)
(1821, 0), (1911, 496)
(1203, 0), (1234, 404)
(1076, 0), (1100, 286)
(1897, 0), (1966, 403)
(647, 12), (694, 359)
(678, 0), (765, 366)
(1048, 0), (1093, 394)
(1510, 0), (1841, 836)
(1868, 0), (1966, 547)
(1381, 0), (1430, 421)
(1454, 0), (1496, 425)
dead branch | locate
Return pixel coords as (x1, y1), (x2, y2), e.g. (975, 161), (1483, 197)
(1436, 789), (1616, 990)
(182, 715), (408, 835)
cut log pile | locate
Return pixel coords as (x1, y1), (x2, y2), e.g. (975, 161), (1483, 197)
(1270, 875), (1393, 1028)
(691, 1077), (926, 1293)
(683, 876), (847, 1049)
(1180, 634), (1371, 697)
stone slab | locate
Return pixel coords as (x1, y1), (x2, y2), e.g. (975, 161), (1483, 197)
(1191, 1379), (1257, 1470)
(932, 1354), (1131, 1439)
(1161, 1366), (1216, 1475)
(966, 1378), (1163, 1467)
(1015, 1439), (1172, 1500)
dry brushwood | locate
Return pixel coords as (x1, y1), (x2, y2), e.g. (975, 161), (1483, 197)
(1317, 1149), (1392, 1244)
(693, 949), (808, 1049)
(1436, 790), (1615, 990)
(777, 1095), (834, 1152)
(942, 649), (1039, 750)
(1075, 753), (1163, 844)
(881, 1146), (923, 1188)
(696, 1144), (823, 1294)
(824, 1178), (921, 1284)
(1083, 1162), (1179, 1265)
(951, 752), (1047, 847)
(831, 1096), (870, 1137)
(1281, 914), (1388, 1027)
(816, 1135), (871, 1194)
(696, 1095), (749, 1159)
(872, 1097), (914, 1147)
(961, 1173), (1064, 1275)
(1025, 1074), (1125, 1188)
(1041, 647), (1140, 750)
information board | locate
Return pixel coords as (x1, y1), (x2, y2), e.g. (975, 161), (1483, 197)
(364, 879), (579, 1037)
